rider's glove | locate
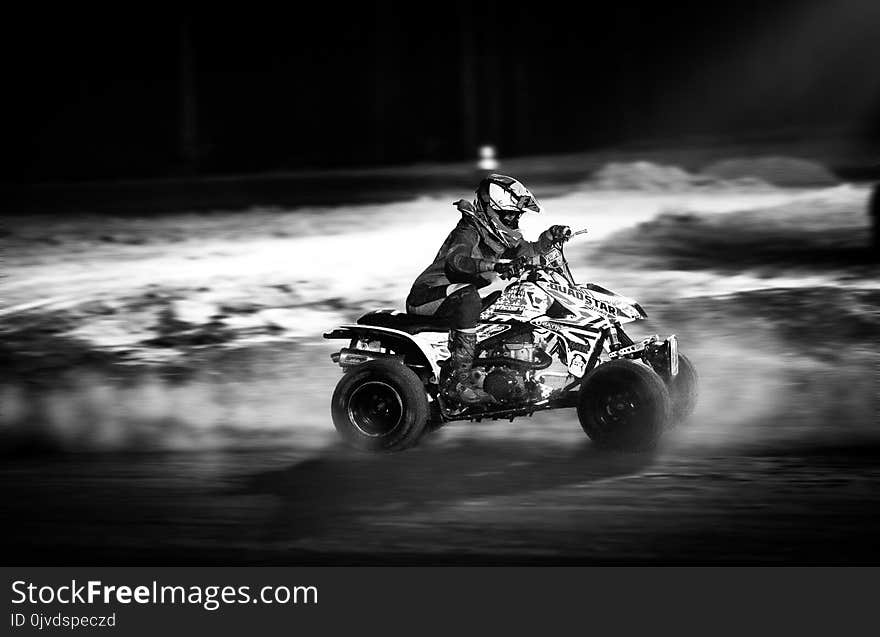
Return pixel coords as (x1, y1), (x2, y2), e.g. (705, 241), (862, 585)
(493, 257), (528, 279)
(548, 225), (572, 242)
(493, 260), (516, 278)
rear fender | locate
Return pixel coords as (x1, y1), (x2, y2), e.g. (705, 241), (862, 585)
(324, 324), (442, 379)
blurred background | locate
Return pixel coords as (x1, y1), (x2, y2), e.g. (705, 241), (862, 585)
(1, 1), (879, 564)
(5, 1), (880, 180)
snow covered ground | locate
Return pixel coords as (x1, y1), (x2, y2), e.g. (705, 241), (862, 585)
(3, 179), (872, 339)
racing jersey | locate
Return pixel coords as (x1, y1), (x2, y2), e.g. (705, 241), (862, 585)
(408, 208), (556, 301)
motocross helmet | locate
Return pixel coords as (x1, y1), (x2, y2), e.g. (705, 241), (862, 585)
(473, 174), (543, 248)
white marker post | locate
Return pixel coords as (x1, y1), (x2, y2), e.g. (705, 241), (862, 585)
(478, 145), (499, 170)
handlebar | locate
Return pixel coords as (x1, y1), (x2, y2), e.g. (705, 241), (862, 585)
(495, 227), (587, 280)
(549, 227), (587, 244)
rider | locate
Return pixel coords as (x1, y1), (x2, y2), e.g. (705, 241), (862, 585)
(406, 174), (570, 405)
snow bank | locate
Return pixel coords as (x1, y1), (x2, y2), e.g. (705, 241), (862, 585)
(700, 156), (840, 187)
(587, 161), (773, 192)
(583, 157), (840, 192)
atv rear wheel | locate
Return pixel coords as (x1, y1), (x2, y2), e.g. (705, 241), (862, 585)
(331, 359), (428, 452)
(577, 360), (671, 451)
(666, 353), (698, 425)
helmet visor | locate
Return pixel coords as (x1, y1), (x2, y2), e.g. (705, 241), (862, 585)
(487, 181), (542, 214)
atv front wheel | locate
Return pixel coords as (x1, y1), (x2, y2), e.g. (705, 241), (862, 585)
(331, 359), (428, 452)
(577, 360), (671, 451)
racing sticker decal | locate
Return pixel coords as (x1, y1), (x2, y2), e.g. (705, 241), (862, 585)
(476, 324), (512, 339)
(568, 353), (588, 377)
(483, 288), (528, 316)
(568, 341), (593, 354)
(531, 319), (600, 334)
(545, 282), (618, 316)
(521, 284), (550, 313)
(491, 305), (524, 315)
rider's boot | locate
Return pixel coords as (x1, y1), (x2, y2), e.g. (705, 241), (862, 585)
(443, 329), (493, 406)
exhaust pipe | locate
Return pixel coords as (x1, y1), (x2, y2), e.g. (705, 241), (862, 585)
(331, 348), (399, 368)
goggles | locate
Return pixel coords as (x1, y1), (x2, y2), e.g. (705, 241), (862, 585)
(487, 182), (541, 214)
(496, 209), (522, 228)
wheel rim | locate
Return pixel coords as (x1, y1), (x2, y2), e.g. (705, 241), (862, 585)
(593, 389), (643, 435)
(347, 381), (404, 438)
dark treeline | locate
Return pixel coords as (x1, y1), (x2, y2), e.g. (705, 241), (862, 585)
(7, 1), (880, 182)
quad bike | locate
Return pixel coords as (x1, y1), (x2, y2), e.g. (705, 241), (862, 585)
(324, 230), (698, 452)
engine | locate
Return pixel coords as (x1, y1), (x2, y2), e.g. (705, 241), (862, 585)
(475, 333), (545, 404)
(483, 367), (526, 403)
